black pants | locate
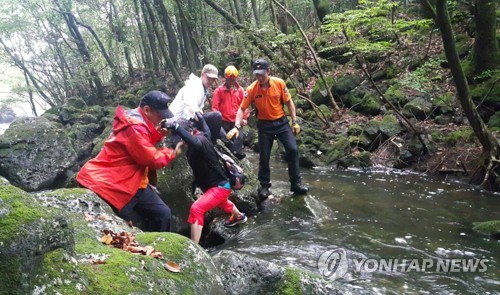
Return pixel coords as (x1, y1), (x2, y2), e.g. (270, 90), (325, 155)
(117, 185), (171, 232)
(257, 117), (301, 188)
(219, 120), (244, 154)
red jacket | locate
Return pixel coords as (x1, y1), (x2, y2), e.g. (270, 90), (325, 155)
(212, 82), (249, 122)
(77, 106), (176, 211)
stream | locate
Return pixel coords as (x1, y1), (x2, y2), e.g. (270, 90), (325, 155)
(215, 152), (500, 294)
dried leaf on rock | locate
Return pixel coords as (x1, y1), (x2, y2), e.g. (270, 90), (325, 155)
(101, 234), (112, 245)
(84, 212), (94, 221)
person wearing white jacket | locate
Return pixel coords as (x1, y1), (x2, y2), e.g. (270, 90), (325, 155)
(169, 64), (219, 120)
(168, 64), (222, 146)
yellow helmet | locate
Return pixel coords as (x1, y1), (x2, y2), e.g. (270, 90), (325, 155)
(224, 65), (239, 79)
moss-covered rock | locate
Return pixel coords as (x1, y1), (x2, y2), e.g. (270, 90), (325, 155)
(1, 183), (226, 294)
(354, 93), (381, 116)
(317, 44), (352, 64)
(338, 151), (372, 168)
(472, 220), (500, 238)
(0, 179), (74, 294)
(0, 117), (78, 191)
(213, 250), (351, 295)
(332, 74), (363, 96)
(379, 115), (403, 138)
(311, 77), (335, 106)
(323, 137), (351, 164)
(402, 97), (433, 120)
(487, 111), (500, 128)
(384, 83), (409, 108)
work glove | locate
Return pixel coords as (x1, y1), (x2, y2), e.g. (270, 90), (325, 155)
(226, 127), (239, 140)
(160, 119), (179, 130)
(292, 122), (301, 135)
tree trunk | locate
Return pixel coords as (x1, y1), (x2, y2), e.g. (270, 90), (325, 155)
(153, 0), (179, 67)
(436, 0), (500, 188)
(0, 39), (54, 107)
(312, 0), (331, 22)
(22, 70), (38, 117)
(472, 0), (500, 74)
(176, 0), (198, 72)
(110, 0), (134, 77)
(76, 20), (125, 89)
(277, 0), (288, 33)
(140, 0), (161, 78)
(134, 0), (153, 72)
(233, 0), (244, 23)
(251, 0), (261, 26)
(56, 4), (104, 104)
(142, 0), (183, 86)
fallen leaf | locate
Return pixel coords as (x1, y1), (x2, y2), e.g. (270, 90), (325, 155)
(164, 261), (181, 273)
(91, 259), (106, 265)
(98, 214), (111, 221)
(84, 212), (94, 221)
(101, 234), (112, 245)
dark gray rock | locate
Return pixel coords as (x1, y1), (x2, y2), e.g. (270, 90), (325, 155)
(213, 250), (359, 295)
(0, 117), (78, 191)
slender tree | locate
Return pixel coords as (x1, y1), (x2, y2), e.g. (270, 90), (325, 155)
(436, 0), (500, 188)
(471, 0), (499, 74)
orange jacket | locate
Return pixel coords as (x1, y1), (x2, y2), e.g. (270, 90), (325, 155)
(76, 106), (175, 211)
(212, 82), (249, 122)
(241, 77), (291, 120)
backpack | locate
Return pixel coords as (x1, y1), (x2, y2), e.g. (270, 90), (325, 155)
(217, 152), (246, 190)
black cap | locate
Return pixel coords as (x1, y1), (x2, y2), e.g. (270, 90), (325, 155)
(140, 90), (174, 119)
(252, 59), (270, 75)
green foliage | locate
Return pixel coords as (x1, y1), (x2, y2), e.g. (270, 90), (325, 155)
(322, 0), (432, 55)
(431, 126), (476, 146)
(400, 58), (445, 92)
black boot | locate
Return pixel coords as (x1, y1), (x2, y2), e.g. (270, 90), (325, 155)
(258, 186), (271, 200)
(291, 183), (309, 195)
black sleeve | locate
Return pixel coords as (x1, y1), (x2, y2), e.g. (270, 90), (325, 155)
(194, 115), (211, 140)
(175, 126), (203, 149)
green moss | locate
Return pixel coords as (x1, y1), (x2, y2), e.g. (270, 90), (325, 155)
(0, 185), (46, 240)
(472, 220), (500, 236)
(445, 126), (475, 146)
(276, 268), (302, 295)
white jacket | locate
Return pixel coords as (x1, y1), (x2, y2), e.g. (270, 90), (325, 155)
(169, 74), (207, 120)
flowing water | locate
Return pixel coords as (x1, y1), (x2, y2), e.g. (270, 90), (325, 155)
(215, 153), (500, 294)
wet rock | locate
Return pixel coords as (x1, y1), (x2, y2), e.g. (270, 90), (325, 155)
(472, 220), (500, 240)
(212, 250), (355, 295)
(0, 117), (78, 191)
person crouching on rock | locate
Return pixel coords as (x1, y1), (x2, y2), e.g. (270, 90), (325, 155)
(162, 112), (247, 244)
(77, 90), (176, 232)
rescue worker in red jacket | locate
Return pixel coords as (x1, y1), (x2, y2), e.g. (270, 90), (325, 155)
(77, 91), (176, 232)
(212, 65), (249, 160)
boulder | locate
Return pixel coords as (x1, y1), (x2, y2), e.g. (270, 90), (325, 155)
(0, 105), (16, 123)
(402, 97), (433, 120)
(0, 180), (226, 294)
(212, 250), (352, 295)
(0, 117), (78, 191)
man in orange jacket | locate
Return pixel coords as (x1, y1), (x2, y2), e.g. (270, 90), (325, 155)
(77, 91), (177, 232)
(212, 65), (249, 160)
(227, 59), (309, 199)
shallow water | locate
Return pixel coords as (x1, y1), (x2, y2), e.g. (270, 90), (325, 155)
(216, 152), (500, 294)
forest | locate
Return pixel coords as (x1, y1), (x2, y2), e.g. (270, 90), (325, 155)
(0, 0), (499, 189)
